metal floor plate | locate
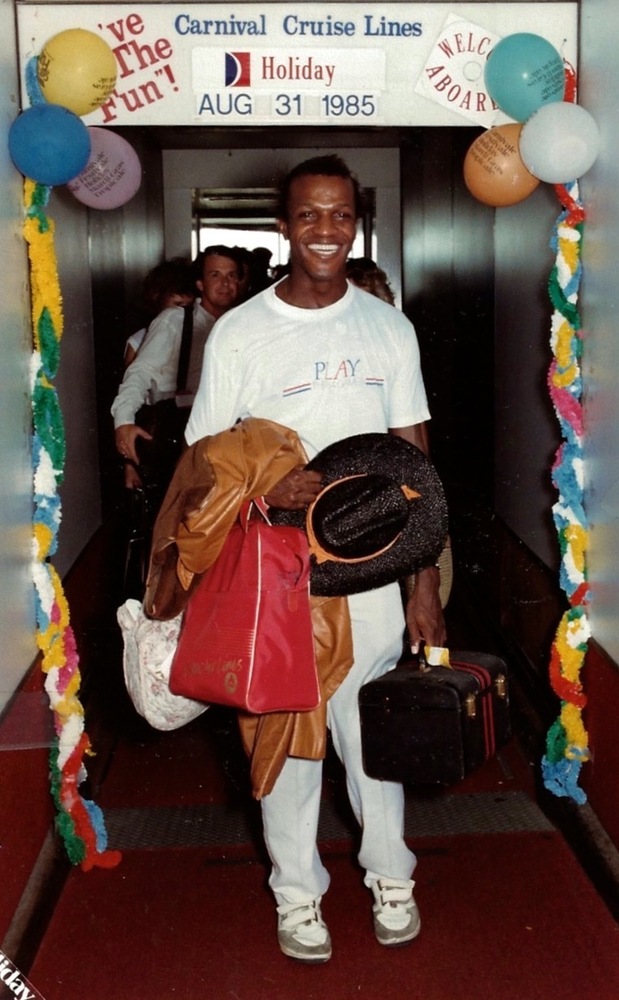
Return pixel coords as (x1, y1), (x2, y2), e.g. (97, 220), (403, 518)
(103, 789), (553, 852)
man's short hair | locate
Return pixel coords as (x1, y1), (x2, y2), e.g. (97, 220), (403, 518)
(277, 155), (364, 221)
(192, 245), (244, 282)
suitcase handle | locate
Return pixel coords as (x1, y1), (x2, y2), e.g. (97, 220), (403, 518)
(396, 647), (451, 673)
(423, 645), (451, 668)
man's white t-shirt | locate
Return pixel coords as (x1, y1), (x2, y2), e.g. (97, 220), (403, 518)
(186, 281), (430, 458)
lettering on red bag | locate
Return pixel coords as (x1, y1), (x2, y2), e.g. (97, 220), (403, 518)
(186, 657), (242, 677)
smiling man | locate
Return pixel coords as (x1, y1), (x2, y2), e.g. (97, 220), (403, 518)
(185, 155), (445, 963)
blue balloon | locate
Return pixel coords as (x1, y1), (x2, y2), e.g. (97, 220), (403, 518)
(484, 33), (565, 123)
(8, 104), (91, 186)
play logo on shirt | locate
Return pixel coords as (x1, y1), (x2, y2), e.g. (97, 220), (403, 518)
(225, 52), (251, 87)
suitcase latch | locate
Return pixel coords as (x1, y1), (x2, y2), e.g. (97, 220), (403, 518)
(495, 674), (507, 699)
(465, 693), (477, 718)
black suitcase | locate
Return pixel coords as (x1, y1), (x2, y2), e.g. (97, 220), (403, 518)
(359, 652), (511, 786)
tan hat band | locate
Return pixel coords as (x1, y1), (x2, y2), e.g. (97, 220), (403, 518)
(306, 474), (420, 566)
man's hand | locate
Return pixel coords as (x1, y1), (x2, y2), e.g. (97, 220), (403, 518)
(264, 466), (323, 510)
(406, 564), (446, 654)
(123, 461), (143, 490)
(115, 424), (152, 466)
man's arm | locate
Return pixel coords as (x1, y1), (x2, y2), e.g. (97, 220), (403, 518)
(390, 421), (429, 455)
(390, 423), (447, 652)
(112, 309), (182, 465)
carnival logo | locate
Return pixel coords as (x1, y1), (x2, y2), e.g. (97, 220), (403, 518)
(224, 670), (239, 694)
(225, 52), (251, 87)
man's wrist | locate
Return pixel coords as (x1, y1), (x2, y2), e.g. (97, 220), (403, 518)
(403, 563), (440, 598)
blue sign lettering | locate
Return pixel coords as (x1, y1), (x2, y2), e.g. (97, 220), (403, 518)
(283, 14), (356, 37)
(199, 92), (253, 115)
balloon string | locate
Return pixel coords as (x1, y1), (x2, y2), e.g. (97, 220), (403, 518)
(25, 56), (45, 107)
(563, 60), (578, 103)
(554, 185), (586, 226)
(557, 64), (585, 226)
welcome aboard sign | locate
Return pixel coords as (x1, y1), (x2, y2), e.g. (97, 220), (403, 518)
(16, 3), (577, 128)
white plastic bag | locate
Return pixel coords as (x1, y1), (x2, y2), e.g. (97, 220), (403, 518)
(117, 599), (208, 731)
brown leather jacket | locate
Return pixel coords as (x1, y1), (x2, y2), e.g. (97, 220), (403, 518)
(144, 417), (353, 798)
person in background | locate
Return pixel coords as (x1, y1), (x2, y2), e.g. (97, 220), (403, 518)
(185, 156), (445, 964)
(232, 245), (253, 302)
(231, 246), (275, 301)
(124, 258), (196, 369)
(346, 256), (396, 305)
(112, 245), (243, 480)
(113, 246), (243, 599)
(248, 246), (274, 295)
(122, 260), (196, 489)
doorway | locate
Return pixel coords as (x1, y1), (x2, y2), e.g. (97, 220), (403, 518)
(90, 125), (495, 521)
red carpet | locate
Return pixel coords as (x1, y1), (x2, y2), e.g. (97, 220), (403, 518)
(19, 579), (619, 1000)
(28, 831), (619, 1000)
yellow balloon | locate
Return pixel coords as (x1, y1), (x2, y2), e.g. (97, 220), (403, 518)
(463, 123), (541, 208)
(37, 29), (117, 117)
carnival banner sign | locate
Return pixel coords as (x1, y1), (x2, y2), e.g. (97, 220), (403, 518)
(17, 3), (577, 127)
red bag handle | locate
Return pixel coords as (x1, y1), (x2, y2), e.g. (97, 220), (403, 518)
(238, 496), (310, 587)
(239, 496), (272, 532)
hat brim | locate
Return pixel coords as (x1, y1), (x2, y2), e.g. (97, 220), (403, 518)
(270, 433), (448, 596)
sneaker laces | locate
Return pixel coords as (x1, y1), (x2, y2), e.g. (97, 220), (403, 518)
(277, 900), (328, 946)
(372, 878), (416, 931)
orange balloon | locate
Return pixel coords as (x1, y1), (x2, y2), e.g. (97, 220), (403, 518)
(463, 123), (541, 207)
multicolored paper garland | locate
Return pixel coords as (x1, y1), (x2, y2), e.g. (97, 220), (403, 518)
(25, 177), (121, 871)
(541, 177), (590, 805)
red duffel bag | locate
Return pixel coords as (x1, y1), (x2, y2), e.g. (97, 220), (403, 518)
(169, 498), (320, 714)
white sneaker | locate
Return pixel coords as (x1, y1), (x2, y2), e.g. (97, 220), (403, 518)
(371, 878), (421, 946)
(277, 898), (332, 963)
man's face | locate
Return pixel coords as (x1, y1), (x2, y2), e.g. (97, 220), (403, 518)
(197, 254), (241, 316)
(280, 174), (358, 285)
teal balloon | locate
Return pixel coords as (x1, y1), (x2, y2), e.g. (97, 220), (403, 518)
(8, 104), (91, 186)
(484, 33), (565, 123)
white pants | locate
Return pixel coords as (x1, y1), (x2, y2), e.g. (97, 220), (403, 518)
(260, 582), (416, 905)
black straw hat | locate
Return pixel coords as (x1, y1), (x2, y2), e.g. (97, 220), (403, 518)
(271, 433), (448, 596)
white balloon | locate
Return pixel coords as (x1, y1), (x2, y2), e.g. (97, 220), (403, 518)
(519, 102), (600, 183)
